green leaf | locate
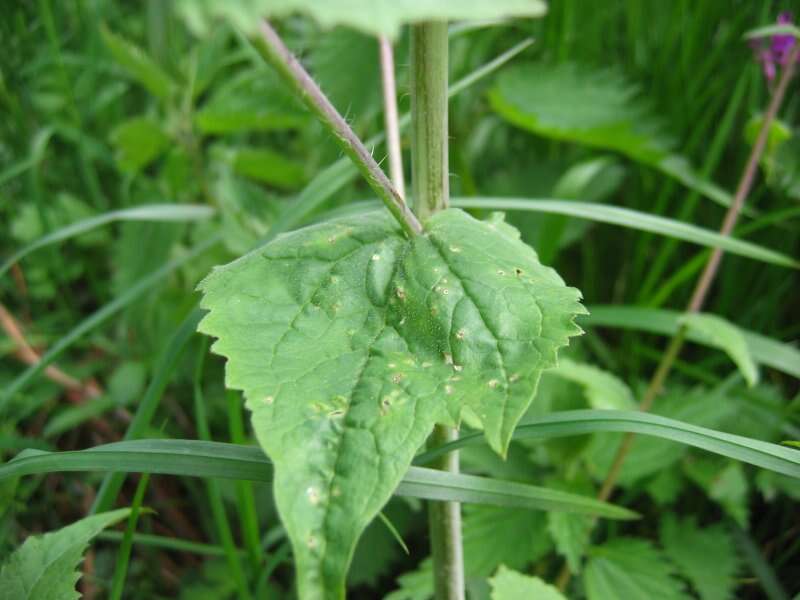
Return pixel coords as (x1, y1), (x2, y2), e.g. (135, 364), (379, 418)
(231, 147), (307, 189)
(452, 198), (798, 269)
(585, 387), (735, 486)
(548, 510), (592, 573)
(99, 25), (174, 100)
(0, 204), (214, 279)
(660, 514), (742, 600)
(551, 359), (635, 410)
(463, 506), (550, 578)
(680, 313), (759, 386)
(583, 537), (691, 600)
(0, 509), (131, 600)
(177, 0), (546, 39)
(385, 508), (553, 600)
(684, 459), (749, 526)
(546, 478), (594, 572)
(489, 63), (734, 209)
(310, 28), (382, 122)
(386, 559), (434, 600)
(744, 23), (800, 41)
(43, 396), (119, 438)
(195, 69), (308, 134)
(583, 305), (800, 380)
(415, 409), (800, 479)
(490, 565), (568, 600)
(197, 208), (584, 597)
(110, 117), (170, 172)
(0, 440), (636, 520)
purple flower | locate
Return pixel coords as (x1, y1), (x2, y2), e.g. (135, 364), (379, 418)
(772, 12), (796, 65)
(752, 12), (797, 82)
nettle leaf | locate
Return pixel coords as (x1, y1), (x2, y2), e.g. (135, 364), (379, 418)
(550, 359), (635, 410)
(195, 69), (308, 134)
(679, 313), (759, 387)
(660, 514), (742, 600)
(0, 509), (131, 600)
(198, 208), (584, 597)
(489, 566), (568, 600)
(384, 506), (551, 599)
(99, 25), (174, 100)
(583, 537), (691, 600)
(177, 0), (547, 39)
(684, 459), (749, 526)
(463, 505), (550, 578)
(489, 63), (733, 209)
(110, 117), (170, 173)
(546, 478), (594, 573)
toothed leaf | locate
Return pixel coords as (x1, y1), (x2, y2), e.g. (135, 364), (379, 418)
(0, 509), (131, 600)
(198, 208), (583, 598)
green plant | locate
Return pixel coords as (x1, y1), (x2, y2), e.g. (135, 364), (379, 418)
(2, 2), (800, 599)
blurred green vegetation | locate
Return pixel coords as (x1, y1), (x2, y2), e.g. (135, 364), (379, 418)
(0, 1), (798, 598)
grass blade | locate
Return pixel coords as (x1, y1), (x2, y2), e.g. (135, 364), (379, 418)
(452, 198), (798, 268)
(0, 439), (635, 520)
(91, 309), (206, 513)
(415, 410), (800, 479)
(0, 237), (220, 413)
(583, 305), (800, 379)
(0, 204), (215, 278)
(108, 473), (150, 600)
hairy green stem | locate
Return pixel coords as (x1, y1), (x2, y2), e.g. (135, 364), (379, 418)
(411, 22), (450, 220)
(556, 42), (800, 592)
(410, 21), (465, 600)
(255, 20), (421, 237)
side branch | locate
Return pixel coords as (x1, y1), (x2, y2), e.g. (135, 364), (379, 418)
(256, 21), (422, 237)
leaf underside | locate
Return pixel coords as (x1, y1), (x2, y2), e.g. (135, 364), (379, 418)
(198, 208), (583, 598)
(177, 0), (547, 38)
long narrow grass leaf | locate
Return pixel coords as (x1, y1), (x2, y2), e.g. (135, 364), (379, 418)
(452, 198), (798, 268)
(0, 236), (220, 413)
(583, 305), (800, 379)
(415, 410), (800, 479)
(0, 439), (635, 520)
(1, 204), (215, 278)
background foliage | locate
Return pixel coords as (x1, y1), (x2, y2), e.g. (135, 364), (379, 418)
(1, 1), (798, 598)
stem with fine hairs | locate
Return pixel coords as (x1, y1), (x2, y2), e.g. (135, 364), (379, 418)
(255, 20), (422, 237)
(410, 21), (465, 600)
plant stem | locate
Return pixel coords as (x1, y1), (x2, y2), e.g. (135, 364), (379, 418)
(427, 424), (465, 600)
(255, 20), (421, 237)
(556, 42), (800, 591)
(410, 21), (464, 600)
(379, 36), (406, 198)
(411, 21), (450, 220)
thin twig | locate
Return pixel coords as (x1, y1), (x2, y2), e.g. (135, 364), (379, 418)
(255, 20), (422, 237)
(0, 302), (100, 398)
(557, 42), (800, 591)
(379, 36), (406, 198)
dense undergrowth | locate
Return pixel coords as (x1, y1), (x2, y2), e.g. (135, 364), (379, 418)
(1, 1), (799, 599)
